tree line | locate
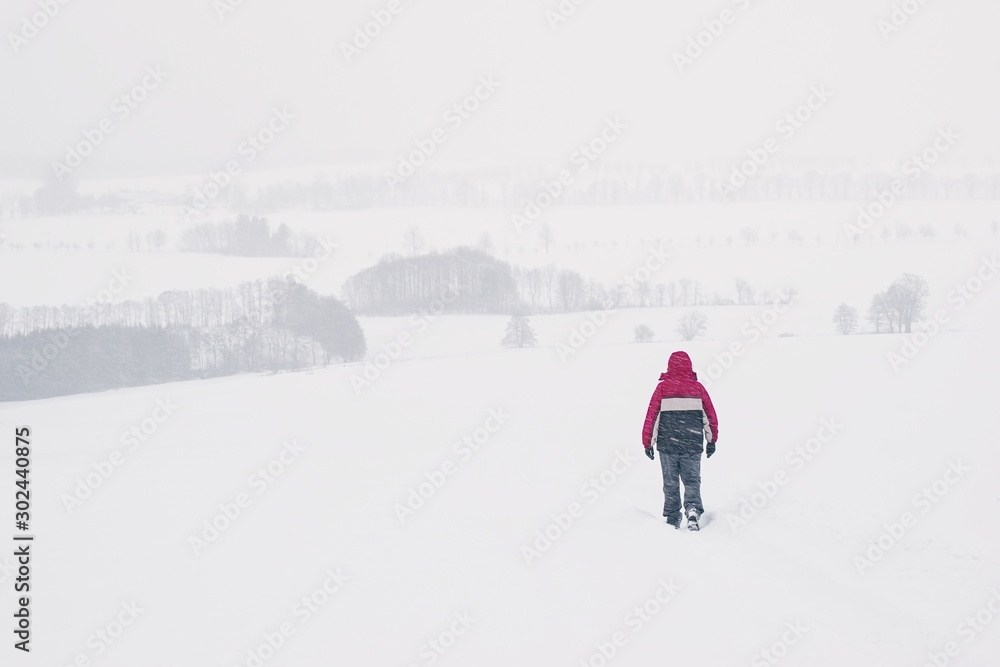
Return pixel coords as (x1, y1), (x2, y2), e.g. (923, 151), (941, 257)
(341, 246), (787, 316)
(178, 215), (322, 256)
(341, 247), (518, 315)
(7, 167), (1000, 219)
(832, 274), (930, 335)
(0, 279), (366, 401)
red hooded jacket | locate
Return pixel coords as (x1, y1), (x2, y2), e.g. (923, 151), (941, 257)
(642, 351), (719, 450)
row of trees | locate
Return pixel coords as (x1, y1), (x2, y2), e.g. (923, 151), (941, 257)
(506, 269), (929, 348)
(855, 222), (1000, 243)
(313, 169), (1000, 207)
(833, 274), (930, 335)
(500, 309), (711, 350)
(5, 219), (993, 259)
(0, 278), (358, 336)
(442, 223), (999, 269)
(0, 279), (366, 401)
(341, 246), (787, 316)
(178, 215), (321, 256)
(508, 268), (785, 312)
(9, 168), (1000, 220)
(0, 327), (192, 401)
(697, 222), (1000, 248)
(200, 170), (1000, 209)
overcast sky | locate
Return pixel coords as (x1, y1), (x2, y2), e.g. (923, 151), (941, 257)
(3, 0), (999, 179)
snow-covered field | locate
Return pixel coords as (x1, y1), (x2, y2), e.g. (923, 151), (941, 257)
(3, 295), (999, 665)
(2, 204), (999, 330)
(2, 203), (999, 665)
(7, 0), (1000, 661)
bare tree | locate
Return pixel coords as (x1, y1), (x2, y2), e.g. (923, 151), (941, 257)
(690, 280), (702, 307)
(676, 311), (707, 341)
(501, 314), (537, 348)
(888, 273), (929, 333)
(588, 282), (608, 309)
(542, 264), (557, 311)
(557, 270), (585, 311)
(678, 279), (692, 306)
(511, 265), (527, 306)
(538, 223), (553, 254)
(0, 302), (12, 337)
(525, 268), (542, 311)
(868, 292), (891, 334)
(637, 281), (651, 307)
(611, 283), (627, 309)
(148, 229), (167, 251)
(478, 232), (494, 255)
(667, 282), (680, 307)
(403, 226), (424, 257)
(735, 278), (754, 305)
(832, 303), (858, 335)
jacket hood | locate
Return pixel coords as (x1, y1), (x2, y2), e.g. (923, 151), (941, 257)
(660, 351), (696, 381)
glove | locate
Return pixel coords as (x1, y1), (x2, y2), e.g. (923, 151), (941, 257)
(644, 447), (655, 461)
(706, 442), (716, 458)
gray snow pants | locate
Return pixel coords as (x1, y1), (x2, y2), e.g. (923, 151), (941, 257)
(659, 450), (703, 522)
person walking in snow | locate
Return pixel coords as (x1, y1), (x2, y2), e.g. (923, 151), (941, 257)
(641, 351), (719, 530)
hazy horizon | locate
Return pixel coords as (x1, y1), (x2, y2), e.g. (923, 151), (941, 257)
(4, 0), (999, 182)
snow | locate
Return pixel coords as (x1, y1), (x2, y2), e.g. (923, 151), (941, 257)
(5, 0), (1000, 660)
(3, 292), (999, 665)
(2, 202), (998, 320)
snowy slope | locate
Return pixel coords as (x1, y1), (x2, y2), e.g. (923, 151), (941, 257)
(3, 313), (999, 666)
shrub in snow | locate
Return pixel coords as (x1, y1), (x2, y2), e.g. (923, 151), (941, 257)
(634, 324), (654, 343)
(501, 314), (537, 348)
(833, 303), (858, 335)
(676, 311), (707, 341)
